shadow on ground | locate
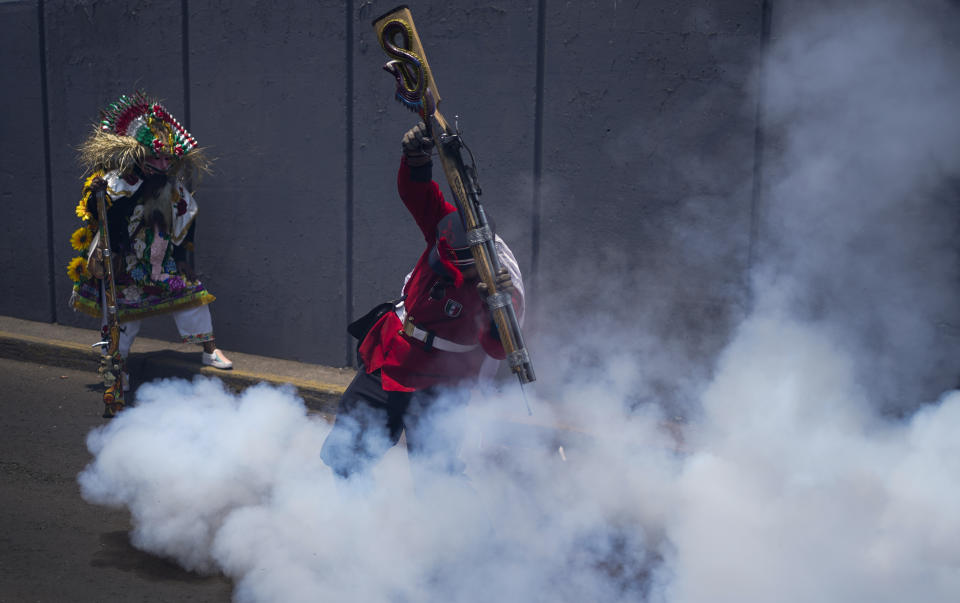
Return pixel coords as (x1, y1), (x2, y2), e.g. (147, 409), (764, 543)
(92, 531), (230, 585)
(126, 349), (219, 396)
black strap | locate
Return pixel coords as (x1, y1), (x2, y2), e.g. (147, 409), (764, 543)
(424, 330), (436, 351)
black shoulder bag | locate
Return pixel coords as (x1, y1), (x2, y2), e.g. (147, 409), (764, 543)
(347, 298), (404, 342)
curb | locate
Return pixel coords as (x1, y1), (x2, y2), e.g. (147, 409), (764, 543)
(0, 328), (347, 416)
(0, 317), (672, 452)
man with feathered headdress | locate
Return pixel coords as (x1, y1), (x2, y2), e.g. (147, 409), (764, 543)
(68, 91), (232, 391)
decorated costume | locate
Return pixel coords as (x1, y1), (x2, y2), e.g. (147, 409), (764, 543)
(71, 169), (212, 324)
(320, 129), (524, 480)
(67, 91), (232, 380)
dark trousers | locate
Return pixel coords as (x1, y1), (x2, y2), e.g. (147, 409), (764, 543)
(319, 368), (470, 480)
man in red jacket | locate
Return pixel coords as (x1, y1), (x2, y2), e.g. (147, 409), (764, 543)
(320, 123), (524, 481)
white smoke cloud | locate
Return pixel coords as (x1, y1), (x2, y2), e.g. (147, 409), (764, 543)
(77, 336), (960, 602)
(78, 1), (960, 601)
(758, 0), (960, 412)
(664, 308), (960, 603)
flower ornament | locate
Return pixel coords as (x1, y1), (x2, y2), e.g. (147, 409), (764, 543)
(66, 257), (90, 283)
(70, 226), (94, 251)
(122, 286), (141, 303)
(167, 276), (185, 292)
(75, 200), (92, 222)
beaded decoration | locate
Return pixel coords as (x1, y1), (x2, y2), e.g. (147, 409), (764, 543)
(99, 91), (198, 157)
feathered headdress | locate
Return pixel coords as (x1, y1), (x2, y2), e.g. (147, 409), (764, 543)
(78, 91), (210, 178)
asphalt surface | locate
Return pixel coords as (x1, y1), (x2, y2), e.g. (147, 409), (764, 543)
(0, 315), (359, 602)
(0, 356), (234, 603)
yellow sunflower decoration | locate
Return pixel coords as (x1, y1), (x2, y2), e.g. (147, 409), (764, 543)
(70, 226), (94, 251)
(75, 171), (109, 222)
(66, 256), (90, 283)
(75, 196), (93, 222)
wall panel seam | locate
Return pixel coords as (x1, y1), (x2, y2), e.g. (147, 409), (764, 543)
(531, 0), (546, 300)
(748, 0), (773, 302)
(182, 0), (191, 128)
(345, 0), (355, 366)
(39, 0), (56, 323)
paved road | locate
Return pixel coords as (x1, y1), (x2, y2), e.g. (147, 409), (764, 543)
(0, 357), (233, 603)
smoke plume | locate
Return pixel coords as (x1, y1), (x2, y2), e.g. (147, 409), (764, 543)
(79, 1), (960, 601)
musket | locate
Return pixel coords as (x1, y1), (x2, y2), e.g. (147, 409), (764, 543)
(372, 5), (537, 391)
(90, 186), (126, 418)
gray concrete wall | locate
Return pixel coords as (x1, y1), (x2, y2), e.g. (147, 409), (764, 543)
(534, 0), (764, 398)
(188, 0), (348, 364)
(0, 1), (53, 322)
(0, 0), (768, 373)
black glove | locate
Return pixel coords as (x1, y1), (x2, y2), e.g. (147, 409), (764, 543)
(476, 268), (515, 299)
(401, 122), (434, 167)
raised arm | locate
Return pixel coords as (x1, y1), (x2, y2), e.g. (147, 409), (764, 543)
(396, 123), (455, 241)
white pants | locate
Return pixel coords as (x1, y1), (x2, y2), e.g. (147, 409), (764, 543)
(101, 304), (214, 358)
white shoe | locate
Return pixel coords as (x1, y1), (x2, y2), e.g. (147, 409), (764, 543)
(202, 349), (233, 370)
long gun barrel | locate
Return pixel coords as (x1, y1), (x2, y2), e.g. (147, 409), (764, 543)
(372, 5), (536, 385)
(92, 186), (126, 417)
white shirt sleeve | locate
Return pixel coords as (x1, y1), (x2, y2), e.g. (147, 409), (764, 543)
(479, 236), (526, 381)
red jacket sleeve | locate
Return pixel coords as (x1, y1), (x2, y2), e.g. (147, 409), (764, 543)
(397, 156), (456, 241)
(479, 322), (506, 359)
